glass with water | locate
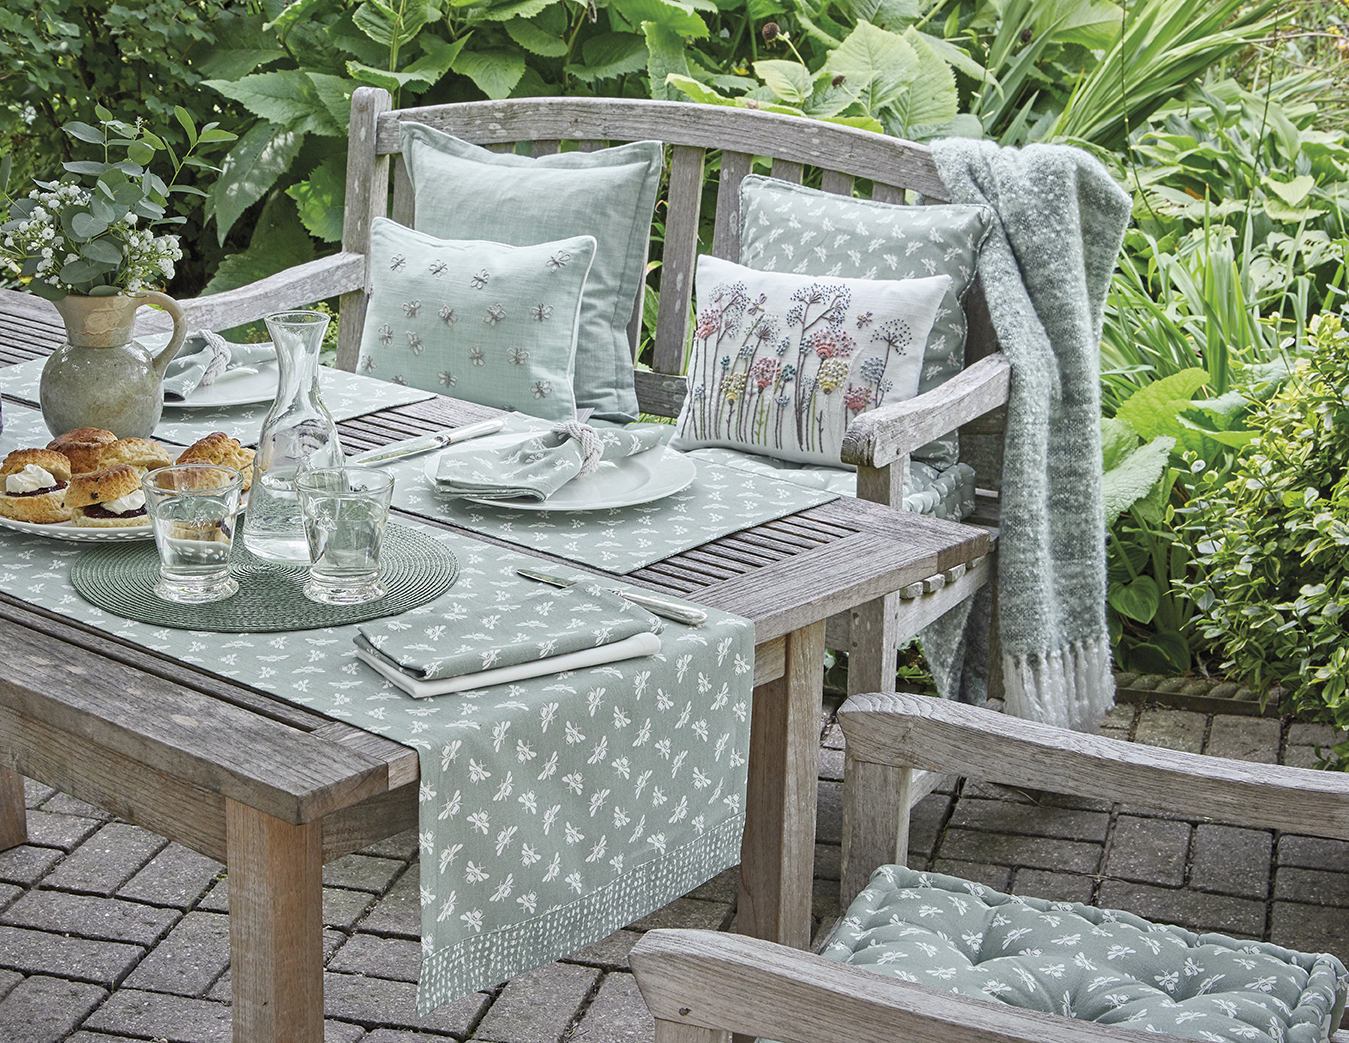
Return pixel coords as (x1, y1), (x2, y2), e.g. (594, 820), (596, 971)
(295, 467), (395, 605)
(142, 464), (245, 603)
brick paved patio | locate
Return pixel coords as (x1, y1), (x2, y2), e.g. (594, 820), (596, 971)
(0, 700), (1345, 1043)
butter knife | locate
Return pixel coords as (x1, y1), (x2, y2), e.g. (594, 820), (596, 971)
(348, 418), (505, 465)
(516, 568), (708, 626)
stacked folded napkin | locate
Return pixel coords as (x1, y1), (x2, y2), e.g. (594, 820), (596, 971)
(161, 330), (279, 402)
(434, 420), (667, 501)
(353, 580), (663, 698)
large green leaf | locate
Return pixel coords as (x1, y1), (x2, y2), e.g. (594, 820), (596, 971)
(353, 0), (399, 47)
(821, 21), (917, 115)
(306, 73), (358, 129)
(845, 0), (920, 31)
(286, 157), (347, 243)
(753, 60), (812, 105)
(882, 27), (957, 134)
(643, 21), (691, 100)
(1044, 0), (1123, 49)
(664, 73), (733, 106)
(265, 0), (330, 34)
(204, 195), (318, 297)
(504, 18), (569, 57)
(1102, 431), (1175, 520)
(210, 122), (305, 245)
(569, 33), (649, 82)
(1115, 367), (1208, 441)
(451, 48), (526, 99)
(1108, 574), (1159, 623)
(473, 0), (557, 21)
(203, 72), (340, 136)
(613, 0), (709, 38)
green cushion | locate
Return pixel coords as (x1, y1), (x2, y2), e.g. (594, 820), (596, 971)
(356, 218), (596, 422)
(831, 865), (1349, 1043)
(400, 123), (662, 423)
(669, 255), (949, 468)
(738, 176), (992, 470)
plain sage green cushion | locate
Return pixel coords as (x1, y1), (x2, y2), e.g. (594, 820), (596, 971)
(669, 254), (949, 468)
(400, 122), (662, 423)
(738, 175), (992, 469)
(356, 218), (596, 423)
(830, 865), (1349, 1043)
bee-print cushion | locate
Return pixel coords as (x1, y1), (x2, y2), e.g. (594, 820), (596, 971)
(829, 865), (1348, 1043)
(669, 254), (949, 469)
(738, 176), (992, 470)
(357, 219), (596, 423)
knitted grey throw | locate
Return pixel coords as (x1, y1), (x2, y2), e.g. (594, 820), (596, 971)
(921, 139), (1131, 730)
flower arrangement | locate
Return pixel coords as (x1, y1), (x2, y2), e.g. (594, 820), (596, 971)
(0, 105), (235, 301)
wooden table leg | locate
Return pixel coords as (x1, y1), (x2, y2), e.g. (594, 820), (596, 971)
(0, 764), (26, 850)
(226, 799), (324, 1043)
(738, 619), (826, 950)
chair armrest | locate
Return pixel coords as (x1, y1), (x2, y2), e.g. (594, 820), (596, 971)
(839, 692), (1349, 841)
(135, 253), (366, 334)
(629, 928), (1171, 1043)
(840, 353), (1010, 469)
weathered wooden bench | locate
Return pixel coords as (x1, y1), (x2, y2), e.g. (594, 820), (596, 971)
(185, 90), (1011, 720)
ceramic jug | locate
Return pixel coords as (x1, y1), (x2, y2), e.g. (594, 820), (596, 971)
(40, 291), (188, 439)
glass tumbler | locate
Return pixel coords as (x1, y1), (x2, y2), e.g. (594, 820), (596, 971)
(295, 467), (395, 605)
(142, 464), (245, 603)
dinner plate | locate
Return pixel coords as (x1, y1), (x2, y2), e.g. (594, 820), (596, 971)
(0, 513), (153, 542)
(424, 432), (698, 511)
(163, 360), (280, 409)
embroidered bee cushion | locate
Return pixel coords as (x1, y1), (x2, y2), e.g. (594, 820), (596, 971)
(669, 255), (950, 469)
(401, 123), (663, 424)
(830, 865), (1348, 1043)
(738, 175), (992, 470)
(357, 219), (596, 423)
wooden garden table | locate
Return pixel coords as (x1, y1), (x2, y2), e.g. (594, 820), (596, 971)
(0, 287), (989, 1042)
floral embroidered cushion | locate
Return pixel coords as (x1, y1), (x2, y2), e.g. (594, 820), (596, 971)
(356, 219), (596, 423)
(400, 123), (663, 423)
(830, 865), (1349, 1043)
(738, 175), (992, 470)
(669, 255), (950, 468)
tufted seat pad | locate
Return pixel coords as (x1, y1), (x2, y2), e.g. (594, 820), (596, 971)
(827, 866), (1348, 1043)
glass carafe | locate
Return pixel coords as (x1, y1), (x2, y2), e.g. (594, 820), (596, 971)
(242, 310), (345, 563)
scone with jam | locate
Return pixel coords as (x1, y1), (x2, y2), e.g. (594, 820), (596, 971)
(0, 449), (73, 524)
(67, 464), (149, 528)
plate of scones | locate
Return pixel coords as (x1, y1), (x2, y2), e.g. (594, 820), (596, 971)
(0, 428), (255, 542)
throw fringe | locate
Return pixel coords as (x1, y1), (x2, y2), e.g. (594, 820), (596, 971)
(1002, 633), (1115, 731)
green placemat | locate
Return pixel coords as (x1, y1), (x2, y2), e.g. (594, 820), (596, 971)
(70, 523), (458, 631)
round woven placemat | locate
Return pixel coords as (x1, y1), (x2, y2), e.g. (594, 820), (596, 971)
(70, 523), (458, 632)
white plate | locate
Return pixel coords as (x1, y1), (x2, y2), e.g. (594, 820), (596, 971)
(424, 432), (697, 511)
(163, 360), (279, 409)
(0, 513), (153, 542)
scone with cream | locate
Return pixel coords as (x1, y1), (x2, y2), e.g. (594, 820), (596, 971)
(67, 464), (149, 528)
(46, 427), (117, 474)
(0, 449), (73, 524)
(96, 437), (174, 475)
(176, 432), (255, 490)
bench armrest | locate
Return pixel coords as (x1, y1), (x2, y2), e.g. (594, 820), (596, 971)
(629, 928), (1157, 1043)
(839, 692), (1349, 840)
(840, 353), (1010, 469)
(136, 253), (366, 334)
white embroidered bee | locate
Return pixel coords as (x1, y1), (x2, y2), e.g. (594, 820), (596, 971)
(531, 303), (552, 322)
(428, 259), (448, 277)
(377, 323), (393, 345)
(407, 331), (424, 355)
(469, 346), (486, 366)
(470, 269), (490, 289)
(359, 355), (376, 372)
(439, 305), (457, 325)
(390, 254), (407, 271)
(439, 371), (457, 388)
(532, 380), (551, 399)
(484, 304), (506, 325)
(402, 299), (421, 317)
(507, 346), (530, 366)
(545, 251), (571, 272)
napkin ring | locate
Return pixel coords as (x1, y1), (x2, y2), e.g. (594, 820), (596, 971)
(198, 329), (233, 387)
(550, 420), (605, 477)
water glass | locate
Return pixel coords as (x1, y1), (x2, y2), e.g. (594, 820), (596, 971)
(142, 464), (245, 604)
(295, 467), (395, 605)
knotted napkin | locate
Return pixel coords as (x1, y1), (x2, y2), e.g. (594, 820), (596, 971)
(161, 331), (278, 402)
(434, 421), (667, 501)
(352, 580), (662, 697)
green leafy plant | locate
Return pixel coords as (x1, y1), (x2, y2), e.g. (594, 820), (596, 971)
(1184, 312), (1349, 767)
(0, 107), (235, 299)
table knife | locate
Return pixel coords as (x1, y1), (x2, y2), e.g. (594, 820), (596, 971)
(516, 568), (708, 626)
(348, 418), (505, 465)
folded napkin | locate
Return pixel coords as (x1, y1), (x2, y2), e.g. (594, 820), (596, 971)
(161, 331), (278, 402)
(435, 421), (667, 501)
(353, 580), (663, 698)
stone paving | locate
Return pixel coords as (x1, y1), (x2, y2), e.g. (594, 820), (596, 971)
(0, 700), (1346, 1042)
